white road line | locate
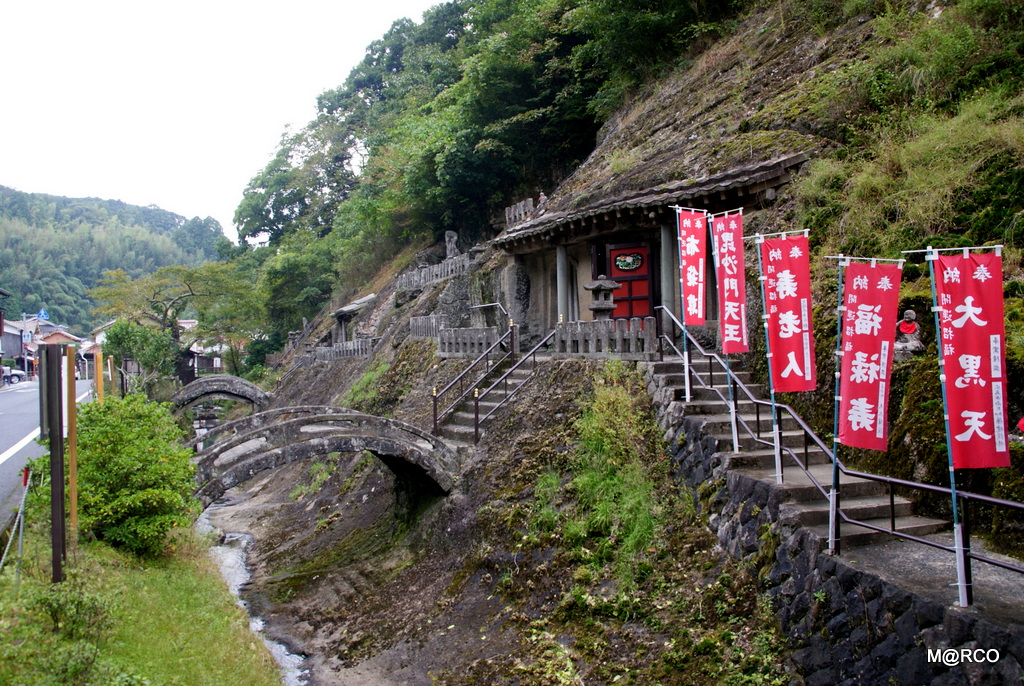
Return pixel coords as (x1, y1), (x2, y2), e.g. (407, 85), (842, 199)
(0, 428), (41, 466)
(0, 389), (92, 466)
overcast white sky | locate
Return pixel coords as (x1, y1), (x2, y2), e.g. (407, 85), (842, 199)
(0, 0), (441, 242)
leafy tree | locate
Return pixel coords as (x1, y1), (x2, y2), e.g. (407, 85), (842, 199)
(190, 261), (267, 376)
(101, 320), (178, 395)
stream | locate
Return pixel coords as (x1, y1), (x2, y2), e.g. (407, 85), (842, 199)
(196, 505), (310, 686)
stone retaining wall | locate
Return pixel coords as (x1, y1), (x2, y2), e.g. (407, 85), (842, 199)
(641, 363), (1024, 686)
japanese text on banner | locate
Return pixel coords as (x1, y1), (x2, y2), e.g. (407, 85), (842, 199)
(837, 262), (902, 451)
(677, 209), (708, 325)
(760, 234), (816, 392)
(935, 252), (1010, 469)
(712, 211), (748, 353)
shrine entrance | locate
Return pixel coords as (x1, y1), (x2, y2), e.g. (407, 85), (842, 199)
(607, 242), (653, 319)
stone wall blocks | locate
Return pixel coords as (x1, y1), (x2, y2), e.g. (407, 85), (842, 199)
(913, 596), (947, 630)
(882, 583), (915, 617)
(895, 647), (935, 685)
(894, 608), (921, 649)
(943, 610), (978, 647)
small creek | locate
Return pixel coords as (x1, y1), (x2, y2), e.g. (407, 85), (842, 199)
(196, 505), (310, 686)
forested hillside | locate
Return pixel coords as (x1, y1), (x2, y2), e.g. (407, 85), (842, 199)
(0, 186), (224, 334)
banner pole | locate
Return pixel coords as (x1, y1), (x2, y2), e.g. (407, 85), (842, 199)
(925, 246), (970, 607)
(676, 209), (692, 402)
(829, 256), (848, 555)
(755, 234), (783, 484)
(709, 209), (741, 449)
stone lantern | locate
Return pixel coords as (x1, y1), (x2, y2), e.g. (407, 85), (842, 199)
(584, 275), (621, 320)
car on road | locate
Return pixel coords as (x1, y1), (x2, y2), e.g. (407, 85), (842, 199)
(2, 367), (27, 384)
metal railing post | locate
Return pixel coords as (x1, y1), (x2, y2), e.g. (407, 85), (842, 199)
(961, 495), (974, 606)
(473, 388), (480, 444)
(432, 387), (439, 436)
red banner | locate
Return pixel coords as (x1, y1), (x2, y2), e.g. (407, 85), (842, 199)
(935, 252), (1010, 469)
(677, 209), (708, 325)
(837, 261), (902, 451)
(760, 234), (815, 392)
(712, 210), (748, 353)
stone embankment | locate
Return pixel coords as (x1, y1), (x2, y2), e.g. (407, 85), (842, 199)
(642, 357), (1024, 685)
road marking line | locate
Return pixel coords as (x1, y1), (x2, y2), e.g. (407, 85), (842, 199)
(0, 428), (41, 467)
(0, 389), (91, 466)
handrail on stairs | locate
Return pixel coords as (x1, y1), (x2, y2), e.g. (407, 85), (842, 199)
(432, 322), (517, 435)
(473, 328), (557, 443)
(655, 306), (1024, 594)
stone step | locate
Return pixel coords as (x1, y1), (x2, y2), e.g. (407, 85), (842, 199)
(732, 463), (887, 503)
(726, 446), (832, 471)
(684, 383), (769, 402)
(711, 426), (817, 451)
(808, 516), (949, 548)
(438, 422), (477, 444)
(782, 494), (916, 526)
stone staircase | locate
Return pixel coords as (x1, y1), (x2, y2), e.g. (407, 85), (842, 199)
(436, 364), (535, 445)
(646, 351), (948, 549)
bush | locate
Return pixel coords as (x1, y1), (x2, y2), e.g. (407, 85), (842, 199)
(70, 395), (198, 557)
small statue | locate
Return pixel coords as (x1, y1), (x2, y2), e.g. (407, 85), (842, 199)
(445, 230), (461, 259)
(894, 309), (925, 361)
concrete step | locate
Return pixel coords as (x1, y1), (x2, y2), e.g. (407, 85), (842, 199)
(711, 426), (818, 451)
(732, 463), (887, 503)
(783, 494), (916, 526)
(726, 446), (832, 471)
(808, 516), (949, 548)
(684, 383), (769, 402)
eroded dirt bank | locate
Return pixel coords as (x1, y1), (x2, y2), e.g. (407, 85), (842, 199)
(206, 360), (791, 685)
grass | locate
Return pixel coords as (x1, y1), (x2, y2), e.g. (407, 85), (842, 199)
(0, 527), (282, 686)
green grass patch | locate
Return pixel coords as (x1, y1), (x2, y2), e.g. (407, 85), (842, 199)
(0, 529), (281, 686)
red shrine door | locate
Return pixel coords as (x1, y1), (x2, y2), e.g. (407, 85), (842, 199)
(607, 243), (653, 319)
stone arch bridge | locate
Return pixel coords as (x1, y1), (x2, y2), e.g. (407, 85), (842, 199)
(172, 374), (272, 411)
(192, 408), (459, 507)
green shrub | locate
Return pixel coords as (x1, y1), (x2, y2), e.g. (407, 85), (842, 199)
(34, 394), (200, 557)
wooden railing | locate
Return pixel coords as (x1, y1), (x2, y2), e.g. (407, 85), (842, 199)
(552, 317), (658, 361)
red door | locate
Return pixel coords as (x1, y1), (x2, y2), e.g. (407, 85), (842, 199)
(607, 243), (652, 319)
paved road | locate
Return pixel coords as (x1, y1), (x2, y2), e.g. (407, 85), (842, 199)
(0, 378), (92, 529)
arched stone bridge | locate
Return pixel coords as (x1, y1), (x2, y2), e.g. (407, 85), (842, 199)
(193, 410), (459, 507)
(172, 374), (272, 411)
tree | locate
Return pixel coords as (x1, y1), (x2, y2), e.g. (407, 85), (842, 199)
(101, 320), (177, 395)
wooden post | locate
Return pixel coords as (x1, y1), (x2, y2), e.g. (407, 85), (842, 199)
(65, 346), (78, 545)
(95, 349), (104, 403)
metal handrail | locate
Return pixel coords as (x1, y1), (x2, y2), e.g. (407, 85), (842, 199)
(655, 306), (1024, 579)
(474, 329), (557, 443)
(432, 324), (516, 435)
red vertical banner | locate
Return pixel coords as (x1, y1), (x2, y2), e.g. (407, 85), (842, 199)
(760, 234), (816, 392)
(935, 252), (1010, 469)
(677, 209), (708, 325)
(712, 210), (748, 353)
(837, 261), (902, 450)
